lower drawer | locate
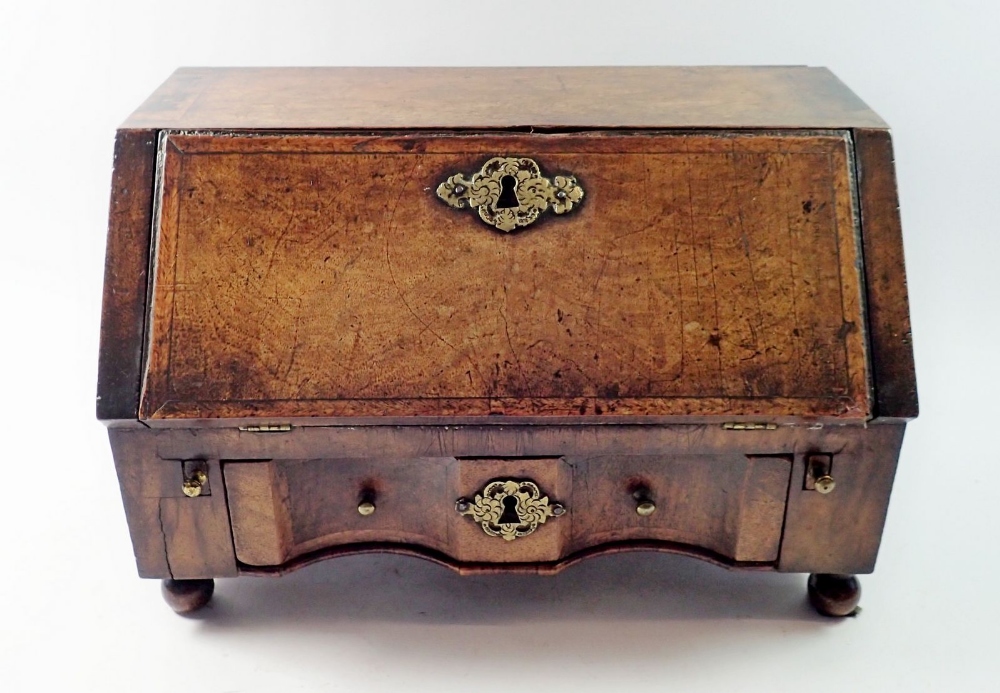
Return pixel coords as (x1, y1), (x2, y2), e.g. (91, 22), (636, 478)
(223, 453), (792, 568)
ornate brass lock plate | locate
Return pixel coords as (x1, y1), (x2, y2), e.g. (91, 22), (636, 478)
(436, 157), (584, 232)
(456, 479), (566, 541)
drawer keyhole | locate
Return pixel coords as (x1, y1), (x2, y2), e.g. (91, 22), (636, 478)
(498, 495), (522, 525)
(496, 174), (520, 209)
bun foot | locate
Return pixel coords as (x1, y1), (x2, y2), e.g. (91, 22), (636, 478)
(807, 573), (861, 617)
(161, 578), (215, 614)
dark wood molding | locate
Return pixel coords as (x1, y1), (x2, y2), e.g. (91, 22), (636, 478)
(97, 129), (157, 422)
(854, 128), (919, 421)
(237, 539), (776, 578)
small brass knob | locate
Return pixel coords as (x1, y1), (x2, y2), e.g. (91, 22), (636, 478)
(358, 501), (376, 516)
(636, 501), (656, 517)
(181, 471), (208, 498)
(815, 475), (836, 494)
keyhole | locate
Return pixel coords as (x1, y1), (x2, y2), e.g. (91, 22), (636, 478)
(498, 496), (522, 525)
(496, 175), (520, 209)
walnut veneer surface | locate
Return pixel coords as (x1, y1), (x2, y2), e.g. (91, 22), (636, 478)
(141, 131), (868, 421)
(99, 68), (916, 614)
(122, 66), (886, 129)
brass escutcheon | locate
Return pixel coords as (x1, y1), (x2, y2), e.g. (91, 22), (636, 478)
(456, 479), (565, 541)
(436, 157), (584, 232)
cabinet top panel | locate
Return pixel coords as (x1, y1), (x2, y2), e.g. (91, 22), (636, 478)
(122, 66), (887, 130)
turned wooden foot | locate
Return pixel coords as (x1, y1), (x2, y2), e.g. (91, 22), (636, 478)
(161, 579), (214, 614)
(807, 573), (861, 617)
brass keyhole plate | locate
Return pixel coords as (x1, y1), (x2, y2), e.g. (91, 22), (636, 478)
(436, 157), (584, 232)
(456, 479), (566, 541)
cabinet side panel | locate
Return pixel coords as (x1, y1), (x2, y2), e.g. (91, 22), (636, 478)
(778, 423), (904, 574)
(109, 428), (170, 578)
(97, 129), (157, 422)
(855, 129), (918, 420)
(109, 429), (238, 578)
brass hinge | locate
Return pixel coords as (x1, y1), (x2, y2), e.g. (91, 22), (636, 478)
(238, 424), (293, 432)
(722, 422), (778, 431)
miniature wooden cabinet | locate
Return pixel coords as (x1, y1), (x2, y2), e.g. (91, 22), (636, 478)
(98, 67), (917, 616)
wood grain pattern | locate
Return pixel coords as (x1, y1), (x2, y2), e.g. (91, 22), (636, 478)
(109, 429), (238, 578)
(101, 68), (914, 596)
(224, 451), (790, 568)
(451, 457), (572, 562)
(112, 421), (903, 578)
(122, 66), (886, 129)
(855, 129), (919, 420)
(226, 457), (451, 566)
(140, 131), (869, 421)
(222, 461), (292, 566)
(778, 422), (904, 574)
(109, 428), (171, 578)
(225, 456), (572, 566)
(156, 461), (237, 578)
(569, 454), (790, 561)
(97, 129), (157, 422)
(238, 541), (778, 578)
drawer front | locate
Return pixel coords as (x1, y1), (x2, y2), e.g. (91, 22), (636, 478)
(223, 456), (572, 567)
(224, 457), (449, 566)
(141, 131), (869, 422)
(223, 454), (791, 568)
(570, 454), (792, 562)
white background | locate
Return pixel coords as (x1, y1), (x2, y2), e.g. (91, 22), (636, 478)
(2, 1), (998, 691)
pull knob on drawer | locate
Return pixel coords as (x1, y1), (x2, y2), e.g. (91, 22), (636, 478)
(805, 454), (836, 494)
(636, 501), (657, 517)
(357, 487), (377, 516)
(181, 471), (207, 498)
(631, 485), (657, 517)
(180, 460), (211, 498)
